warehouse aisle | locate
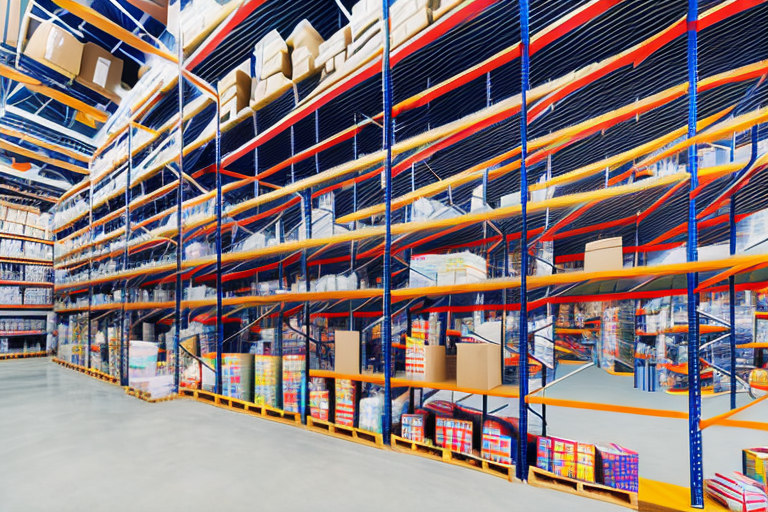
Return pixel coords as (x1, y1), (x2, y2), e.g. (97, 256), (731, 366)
(0, 360), (622, 512)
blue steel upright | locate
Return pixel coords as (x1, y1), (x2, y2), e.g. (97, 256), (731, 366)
(176, 35), (186, 394)
(121, 128), (132, 386)
(516, 0), (530, 482)
(381, 0), (394, 446)
(685, 0), (704, 507)
(215, 92), (224, 394)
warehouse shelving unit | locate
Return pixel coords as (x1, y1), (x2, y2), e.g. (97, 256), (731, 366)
(34, 0), (768, 509)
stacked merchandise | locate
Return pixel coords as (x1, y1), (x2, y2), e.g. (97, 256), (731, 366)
(282, 354), (305, 413)
(482, 419), (514, 465)
(744, 448), (768, 485)
(221, 354), (254, 402)
(537, 437), (638, 492)
(253, 355), (280, 407)
(600, 302), (634, 373)
(108, 326), (120, 377)
(705, 472), (768, 512)
(335, 379), (356, 426)
(409, 252), (487, 288)
(435, 417), (473, 455)
(391, 0), (436, 49)
(288, 20), (324, 83)
(309, 379), (330, 421)
(251, 30), (294, 110)
(359, 392), (383, 434)
(401, 413), (426, 442)
(218, 62), (251, 125)
(0, 203), (51, 240)
(597, 443), (639, 492)
(405, 335), (426, 378)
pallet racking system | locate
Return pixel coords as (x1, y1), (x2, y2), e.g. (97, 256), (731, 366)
(37, 0), (768, 509)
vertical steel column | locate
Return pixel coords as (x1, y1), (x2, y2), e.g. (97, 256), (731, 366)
(175, 33), (185, 393)
(121, 129), (132, 386)
(301, 190), (312, 424)
(516, 0), (530, 482)
(215, 92), (223, 394)
(728, 131), (737, 411)
(277, 260), (284, 409)
(685, 0), (704, 506)
(381, 0), (394, 445)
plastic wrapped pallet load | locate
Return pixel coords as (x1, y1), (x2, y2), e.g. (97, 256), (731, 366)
(705, 472), (768, 512)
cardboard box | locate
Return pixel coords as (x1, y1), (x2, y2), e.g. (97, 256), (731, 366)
(218, 63), (251, 93)
(291, 46), (317, 82)
(457, 343), (501, 391)
(334, 330), (360, 374)
(0, 0), (29, 48)
(316, 26), (351, 68)
(407, 342), (449, 381)
(743, 447), (768, 485)
(392, 8), (431, 49)
(349, 20), (381, 56)
(219, 67), (251, 120)
(250, 73), (292, 110)
(392, 0), (436, 27)
(254, 29), (288, 63)
(125, 0), (167, 24)
(433, 0), (462, 20)
(583, 237), (623, 274)
(260, 51), (291, 80)
(286, 19), (323, 56)
(24, 21), (83, 78)
(76, 42), (124, 101)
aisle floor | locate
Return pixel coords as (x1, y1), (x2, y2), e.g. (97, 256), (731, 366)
(0, 359), (623, 512)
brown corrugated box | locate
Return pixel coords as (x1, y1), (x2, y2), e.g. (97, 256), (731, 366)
(0, 0), (29, 48)
(457, 343), (501, 391)
(250, 73), (292, 110)
(334, 330), (360, 375)
(583, 236), (623, 274)
(422, 345), (457, 382)
(76, 42), (123, 103)
(24, 21), (83, 78)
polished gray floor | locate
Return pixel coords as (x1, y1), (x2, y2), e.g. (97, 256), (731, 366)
(0, 359), (622, 512)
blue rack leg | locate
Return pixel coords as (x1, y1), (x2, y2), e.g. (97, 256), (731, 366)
(516, 0), (531, 482)
(686, 0), (704, 506)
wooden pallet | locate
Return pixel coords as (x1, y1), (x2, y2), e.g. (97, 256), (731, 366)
(390, 435), (515, 482)
(52, 357), (119, 384)
(0, 351), (50, 361)
(307, 417), (384, 448)
(528, 466), (638, 510)
(124, 386), (178, 403)
(180, 388), (301, 425)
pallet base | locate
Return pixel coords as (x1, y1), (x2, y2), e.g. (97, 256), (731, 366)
(179, 388), (301, 425)
(0, 351), (50, 361)
(529, 466), (638, 510)
(391, 435), (515, 482)
(307, 417), (384, 448)
(124, 386), (178, 403)
(52, 357), (119, 384)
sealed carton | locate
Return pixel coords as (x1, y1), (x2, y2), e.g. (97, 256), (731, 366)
(260, 51), (291, 80)
(77, 42), (124, 102)
(250, 73), (292, 110)
(286, 19), (323, 56)
(392, 8), (431, 49)
(583, 237), (623, 273)
(334, 330), (360, 375)
(456, 343), (501, 391)
(291, 46), (317, 82)
(316, 25), (351, 68)
(0, 0), (29, 48)
(24, 21), (83, 78)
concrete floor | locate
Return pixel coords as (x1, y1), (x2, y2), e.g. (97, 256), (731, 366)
(0, 359), (623, 512)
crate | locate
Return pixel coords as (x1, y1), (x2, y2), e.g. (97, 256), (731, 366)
(529, 466), (638, 509)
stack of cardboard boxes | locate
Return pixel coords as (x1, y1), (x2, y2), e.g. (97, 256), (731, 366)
(316, 25), (351, 82)
(251, 30), (294, 110)
(218, 61), (251, 126)
(391, 0), (435, 49)
(288, 20), (324, 84)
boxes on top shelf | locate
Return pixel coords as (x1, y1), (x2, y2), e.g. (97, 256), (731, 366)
(456, 343), (501, 391)
(401, 413), (426, 442)
(316, 25), (351, 70)
(77, 42), (124, 103)
(219, 61), (251, 124)
(583, 237), (623, 274)
(24, 20), (84, 78)
(0, 0), (29, 48)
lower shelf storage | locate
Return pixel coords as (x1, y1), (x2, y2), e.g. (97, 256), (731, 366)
(528, 466), (639, 510)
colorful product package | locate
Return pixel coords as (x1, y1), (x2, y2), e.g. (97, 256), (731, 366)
(551, 437), (578, 479)
(401, 414), (426, 442)
(359, 394), (383, 434)
(253, 355), (279, 407)
(744, 448), (768, 485)
(435, 417), (473, 455)
(335, 379), (356, 426)
(577, 443), (596, 483)
(310, 390), (329, 421)
(537, 436), (553, 472)
(597, 443), (639, 492)
(282, 354), (305, 413)
(482, 419), (514, 465)
(705, 472), (768, 512)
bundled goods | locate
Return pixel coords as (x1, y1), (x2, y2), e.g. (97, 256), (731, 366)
(221, 354), (254, 402)
(401, 414), (426, 442)
(405, 335), (425, 377)
(0, 286), (22, 305)
(537, 436), (554, 471)
(310, 390), (330, 421)
(335, 378), (356, 426)
(577, 443), (597, 483)
(744, 448), (768, 485)
(409, 251), (487, 288)
(25, 241), (52, 260)
(482, 419), (514, 465)
(218, 61), (251, 125)
(128, 340), (158, 381)
(287, 20), (324, 83)
(435, 417), (473, 455)
(597, 443), (639, 492)
(551, 437), (578, 479)
(251, 30), (293, 110)
(705, 472), (768, 512)
(359, 393), (383, 434)
(108, 327), (120, 377)
(253, 355), (279, 407)
(282, 354), (305, 413)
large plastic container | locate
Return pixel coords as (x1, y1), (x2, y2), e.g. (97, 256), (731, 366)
(129, 340), (159, 380)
